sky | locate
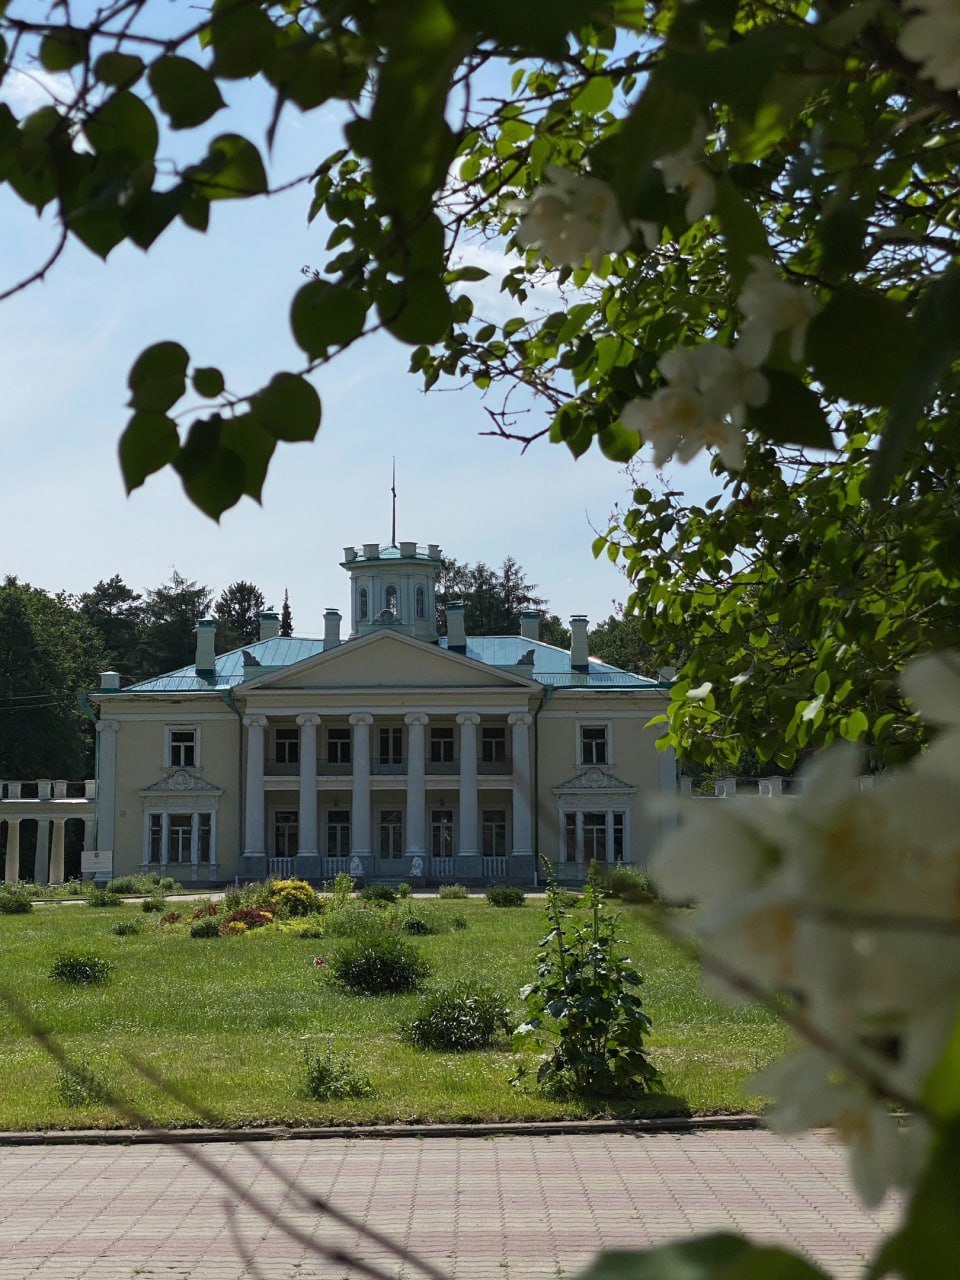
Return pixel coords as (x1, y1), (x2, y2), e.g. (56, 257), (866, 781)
(0, 35), (714, 642)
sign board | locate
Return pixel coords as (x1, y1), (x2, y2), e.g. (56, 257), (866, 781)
(81, 849), (113, 881)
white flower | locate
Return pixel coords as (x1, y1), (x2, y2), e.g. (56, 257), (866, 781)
(510, 168), (631, 270)
(898, 0), (960, 89)
(737, 256), (820, 366)
(656, 122), (716, 224)
(621, 387), (705, 468)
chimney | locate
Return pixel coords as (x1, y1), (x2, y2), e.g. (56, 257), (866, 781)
(446, 600), (467, 654)
(195, 618), (216, 676)
(259, 611), (280, 642)
(520, 610), (540, 642)
(324, 607), (342, 650)
(99, 671), (120, 691)
(570, 615), (589, 673)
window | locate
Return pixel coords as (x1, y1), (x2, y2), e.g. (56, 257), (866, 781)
(167, 726), (197, 768)
(379, 808), (404, 858)
(415, 585), (425, 619)
(431, 808), (454, 858)
(564, 813), (578, 862)
(583, 811), (607, 862)
(148, 814), (163, 863)
(385, 584), (398, 615)
(612, 812), (625, 863)
(481, 727), (506, 764)
(274, 810), (298, 856)
(481, 809), (506, 858)
(359, 587), (369, 620)
(327, 727), (351, 764)
(275, 727), (299, 765)
(147, 812), (212, 864)
(580, 725), (608, 765)
(430, 727), (454, 763)
(561, 810), (627, 864)
(327, 810), (350, 856)
(379, 726), (403, 764)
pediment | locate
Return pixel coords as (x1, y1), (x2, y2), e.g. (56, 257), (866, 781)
(140, 770), (223, 796)
(553, 768), (635, 794)
(238, 629), (539, 692)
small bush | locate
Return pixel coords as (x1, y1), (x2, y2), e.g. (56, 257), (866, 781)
(486, 884), (526, 908)
(88, 889), (124, 908)
(50, 953), (112, 985)
(396, 904), (463, 935)
(400, 914), (430, 934)
(303, 1047), (373, 1101)
(160, 911), (182, 925)
(190, 916), (221, 938)
(221, 906), (273, 931)
(190, 901), (220, 920)
(141, 896), (165, 913)
(397, 882), (412, 898)
(437, 883), (468, 900)
(271, 877), (321, 917)
(596, 863), (659, 904)
(326, 871), (355, 909)
(106, 875), (146, 894)
(222, 881), (274, 914)
(330, 933), (430, 995)
(155, 876), (176, 892)
(111, 919), (143, 937)
(0, 886), (33, 914)
(360, 883), (396, 904)
(403, 983), (512, 1052)
(55, 1059), (111, 1107)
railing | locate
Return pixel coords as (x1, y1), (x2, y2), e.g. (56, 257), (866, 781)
(322, 856), (351, 879)
(425, 759), (459, 775)
(478, 759), (511, 775)
(1, 779), (95, 800)
(268, 857), (297, 878)
(481, 856), (507, 880)
(317, 761), (353, 776)
(264, 760), (299, 777)
(430, 856), (455, 880)
(680, 775), (876, 798)
(371, 760), (406, 775)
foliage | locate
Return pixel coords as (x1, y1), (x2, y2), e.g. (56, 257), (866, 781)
(403, 982), (512, 1052)
(189, 915), (222, 939)
(589, 614), (658, 680)
(141, 896), (166, 913)
(322, 902), (386, 938)
(329, 931), (431, 995)
(270, 878), (321, 917)
(397, 882), (412, 899)
(325, 872), (355, 910)
(437, 883), (468, 900)
(77, 576), (146, 684)
(279, 589), (294, 638)
(486, 885), (526, 908)
(0, 886), (33, 914)
(49, 953), (112, 986)
(514, 878), (662, 1099)
(220, 906), (273, 932)
(160, 911), (182, 925)
(302, 1046), (374, 1101)
(108, 875), (159, 894)
(597, 863), (659, 905)
(139, 571), (212, 676)
(437, 555), (547, 636)
(87, 889), (124, 908)
(111, 918), (143, 937)
(359, 882), (396, 904)
(190, 901), (221, 920)
(54, 1058), (111, 1108)
(396, 903), (466, 935)
(213, 579), (266, 650)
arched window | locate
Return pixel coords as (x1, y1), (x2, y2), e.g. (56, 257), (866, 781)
(385, 584), (398, 615)
(359, 587), (368, 620)
(415, 585), (425, 619)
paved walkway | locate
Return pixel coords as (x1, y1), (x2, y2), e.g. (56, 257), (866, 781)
(0, 1130), (900, 1280)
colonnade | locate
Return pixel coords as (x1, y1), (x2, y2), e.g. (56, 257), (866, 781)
(0, 779), (96, 884)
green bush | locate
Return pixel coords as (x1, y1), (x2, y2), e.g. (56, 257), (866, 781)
(87, 889), (124, 908)
(397, 881), (412, 898)
(330, 932), (430, 995)
(437, 883), (468, 899)
(106, 875), (147, 894)
(155, 876), (176, 892)
(111, 919), (143, 937)
(190, 916), (222, 938)
(396, 904), (465, 935)
(486, 884), (526, 908)
(270, 878), (322, 917)
(360, 883), (396, 903)
(303, 1047), (373, 1100)
(0, 886), (33, 914)
(141, 896), (165, 913)
(325, 871), (355, 909)
(403, 983), (512, 1052)
(55, 1058), (111, 1107)
(601, 863), (659, 904)
(50, 953), (113, 985)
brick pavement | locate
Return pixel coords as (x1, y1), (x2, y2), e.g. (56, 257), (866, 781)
(0, 1131), (900, 1280)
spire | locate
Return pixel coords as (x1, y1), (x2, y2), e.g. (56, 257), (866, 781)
(390, 458), (397, 547)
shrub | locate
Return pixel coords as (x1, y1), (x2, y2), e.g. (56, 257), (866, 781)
(400, 914), (430, 935)
(330, 933), (430, 995)
(303, 1047), (373, 1101)
(360, 883), (396, 903)
(397, 882), (412, 898)
(155, 876), (176, 892)
(322, 902), (386, 938)
(403, 983), (512, 1052)
(50, 953), (113, 985)
(88, 889), (124, 908)
(486, 884), (526, 908)
(111, 919), (142, 937)
(190, 916), (221, 938)
(601, 863), (659, 904)
(396, 904), (464, 935)
(220, 906), (273, 931)
(106, 875), (146, 894)
(326, 871), (355, 909)
(160, 911), (182, 925)
(270, 878), (321, 917)
(190, 901), (220, 920)
(222, 881), (274, 914)
(437, 883), (468, 899)
(55, 1058), (111, 1107)
(0, 886), (33, 914)
(141, 896), (165, 913)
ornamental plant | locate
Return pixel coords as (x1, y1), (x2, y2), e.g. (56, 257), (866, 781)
(329, 932), (430, 996)
(0, 887), (32, 914)
(403, 983), (512, 1052)
(302, 1047), (373, 1102)
(513, 874), (662, 1099)
(270, 878), (321, 917)
(219, 906), (273, 931)
(49, 953), (112, 986)
(486, 885), (526, 908)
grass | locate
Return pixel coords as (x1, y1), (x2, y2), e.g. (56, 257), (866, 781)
(0, 898), (789, 1130)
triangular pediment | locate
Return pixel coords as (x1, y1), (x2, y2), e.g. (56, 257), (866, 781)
(554, 768), (635, 794)
(238, 629), (540, 692)
(140, 770), (223, 796)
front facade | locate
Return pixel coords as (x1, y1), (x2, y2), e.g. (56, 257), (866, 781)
(89, 542), (675, 887)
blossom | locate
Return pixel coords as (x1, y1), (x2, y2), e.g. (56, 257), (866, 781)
(656, 122), (716, 223)
(511, 168), (631, 270)
(621, 386), (704, 469)
(737, 256), (820, 366)
(312, 955), (326, 967)
(898, 0), (960, 89)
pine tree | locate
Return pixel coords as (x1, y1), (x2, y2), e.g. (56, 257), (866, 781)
(280, 589), (294, 637)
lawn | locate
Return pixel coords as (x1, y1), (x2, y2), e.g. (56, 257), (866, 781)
(0, 895), (789, 1130)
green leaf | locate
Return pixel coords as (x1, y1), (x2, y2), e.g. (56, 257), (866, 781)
(40, 28), (89, 72)
(124, 187), (187, 250)
(598, 422), (640, 463)
(839, 708), (868, 741)
(445, 265), (490, 283)
(870, 1121), (960, 1280)
(193, 367), (225, 398)
(128, 341), (189, 413)
(174, 415), (245, 519)
(186, 134), (267, 200)
(579, 1235), (828, 1279)
(94, 52), (145, 88)
(209, 0), (278, 79)
(119, 411), (179, 492)
(597, 75), (699, 212)
(748, 370), (833, 450)
(377, 271), (452, 345)
(807, 289), (920, 409)
(290, 280), (368, 357)
(923, 1008), (960, 1121)
(222, 415), (277, 503)
(444, 0), (597, 59)
(714, 175), (770, 289)
(84, 92), (158, 165)
(250, 372), (322, 442)
(149, 56), (225, 130)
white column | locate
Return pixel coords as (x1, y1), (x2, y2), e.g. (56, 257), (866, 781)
(49, 819), (66, 885)
(296, 714), (321, 855)
(509, 712), (533, 856)
(404, 713), (428, 855)
(456, 713), (480, 856)
(4, 819), (20, 882)
(349, 713), (373, 855)
(95, 721), (120, 853)
(243, 714), (268, 855)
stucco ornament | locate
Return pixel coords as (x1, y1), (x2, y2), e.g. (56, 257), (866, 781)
(898, 0), (960, 89)
(511, 168), (632, 270)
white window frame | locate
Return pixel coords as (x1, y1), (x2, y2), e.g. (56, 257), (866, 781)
(430, 726), (455, 763)
(274, 727), (299, 766)
(144, 807), (216, 868)
(481, 726), (507, 764)
(165, 724), (200, 769)
(273, 808), (299, 856)
(577, 721), (612, 767)
(481, 807), (507, 858)
(558, 807), (629, 864)
(326, 808), (351, 856)
(379, 807), (404, 859)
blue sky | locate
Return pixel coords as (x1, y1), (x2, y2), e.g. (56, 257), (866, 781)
(0, 46), (713, 639)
